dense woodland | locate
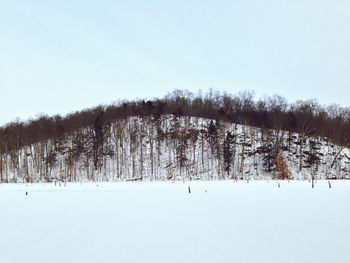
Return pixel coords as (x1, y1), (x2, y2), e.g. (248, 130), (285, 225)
(0, 89), (349, 182)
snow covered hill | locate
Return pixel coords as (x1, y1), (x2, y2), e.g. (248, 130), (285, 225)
(1, 115), (349, 182)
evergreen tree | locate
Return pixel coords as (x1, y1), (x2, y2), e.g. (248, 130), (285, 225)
(223, 131), (234, 175)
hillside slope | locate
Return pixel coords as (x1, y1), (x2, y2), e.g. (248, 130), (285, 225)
(0, 115), (349, 182)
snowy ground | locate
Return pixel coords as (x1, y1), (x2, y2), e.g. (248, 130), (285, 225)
(0, 180), (349, 263)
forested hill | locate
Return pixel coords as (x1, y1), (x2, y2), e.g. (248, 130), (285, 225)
(0, 90), (349, 182)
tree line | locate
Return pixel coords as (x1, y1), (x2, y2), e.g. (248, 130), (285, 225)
(0, 89), (349, 182)
(1, 89), (349, 155)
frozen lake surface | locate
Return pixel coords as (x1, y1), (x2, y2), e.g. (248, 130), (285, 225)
(0, 180), (349, 263)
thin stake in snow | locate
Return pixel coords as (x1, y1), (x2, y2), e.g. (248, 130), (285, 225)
(328, 180), (332, 189)
(188, 186), (191, 194)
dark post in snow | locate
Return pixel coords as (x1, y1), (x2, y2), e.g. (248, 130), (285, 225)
(188, 186), (191, 194)
(328, 180), (331, 189)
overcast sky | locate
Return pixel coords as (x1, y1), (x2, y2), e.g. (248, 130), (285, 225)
(1, 0), (349, 125)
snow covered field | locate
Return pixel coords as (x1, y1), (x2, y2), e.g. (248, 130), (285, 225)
(0, 180), (349, 263)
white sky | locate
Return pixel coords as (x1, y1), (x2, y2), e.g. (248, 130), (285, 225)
(1, 0), (349, 125)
